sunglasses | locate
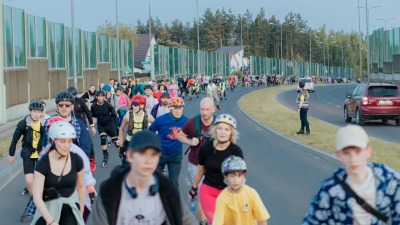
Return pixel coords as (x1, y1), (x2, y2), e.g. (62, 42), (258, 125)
(132, 103), (140, 106)
(58, 103), (72, 108)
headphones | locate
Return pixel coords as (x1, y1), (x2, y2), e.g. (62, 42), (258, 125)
(124, 173), (159, 198)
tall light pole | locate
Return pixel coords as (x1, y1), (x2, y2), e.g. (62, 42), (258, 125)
(228, 13), (243, 76)
(0, 2), (6, 123)
(71, 0), (77, 88)
(300, 31), (312, 76)
(196, 0), (200, 76)
(269, 23), (283, 75)
(149, 0), (154, 79)
(359, 3), (381, 82)
(115, 0), (121, 82)
(335, 44), (351, 77)
(376, 18), (395, 62)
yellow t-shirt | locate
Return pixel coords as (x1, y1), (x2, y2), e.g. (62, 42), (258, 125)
(30, 120), (41, 159)
(213, 185), (270, 225)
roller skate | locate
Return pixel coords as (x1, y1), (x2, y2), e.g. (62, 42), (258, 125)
(102, 151), (109, 167)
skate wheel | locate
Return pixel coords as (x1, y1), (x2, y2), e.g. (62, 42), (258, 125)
(102, 162), (107, 167)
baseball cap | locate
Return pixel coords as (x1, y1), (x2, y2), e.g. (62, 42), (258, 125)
(335, 125), (369, 151)
(161, 92), (170, 98)
(128, 130), (162, 152)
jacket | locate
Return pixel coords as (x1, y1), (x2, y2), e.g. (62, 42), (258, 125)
(302, 162), (400, 225)
(73, 97), (94, 125)
(87, 166), (197, 225)
(9, 116), (45, 160)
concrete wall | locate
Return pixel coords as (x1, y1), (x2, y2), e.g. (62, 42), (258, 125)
(3, 59), (117, 121)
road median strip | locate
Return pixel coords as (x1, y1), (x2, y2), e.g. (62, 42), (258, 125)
(239, 85), (400, 171)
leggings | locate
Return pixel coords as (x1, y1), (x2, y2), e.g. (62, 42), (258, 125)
(199, 183), (223, 224)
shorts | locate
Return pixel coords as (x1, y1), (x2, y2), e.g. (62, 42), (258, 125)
(199, 183), (223, 224)
(23, 158), (37, 175)
(97, 122), (118, 137)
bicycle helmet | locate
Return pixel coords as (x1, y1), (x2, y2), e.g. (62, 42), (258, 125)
(144, 84), (153, 90)
(67, 86), (78, 96)
(55, 91), (75, 104)
(299, 81), (305, 88)
(170, 97), (185, 108)
(115, 86), (123, 92)
(96, 90), (106, 97)
(221, 156), (247, 175)
(46, 116), (67, 130)
(131, 95), (146, 105)
(214, 114), (237, 129)
(48, 121), (76, 140)
(28, 101), (44, 111)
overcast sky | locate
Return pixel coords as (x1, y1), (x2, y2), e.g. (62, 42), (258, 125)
(3, 0), (400, 34)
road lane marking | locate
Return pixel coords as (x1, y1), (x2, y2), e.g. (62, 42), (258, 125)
(328, 102), (332, 104)
(336, 105), (341, 108)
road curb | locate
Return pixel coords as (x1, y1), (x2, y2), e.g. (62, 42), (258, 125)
(236, 94), (341, 167)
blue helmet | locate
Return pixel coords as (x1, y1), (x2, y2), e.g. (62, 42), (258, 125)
(221, 156), (247, 175)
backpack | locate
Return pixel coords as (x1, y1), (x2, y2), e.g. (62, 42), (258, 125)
(194, 114), (217, 139)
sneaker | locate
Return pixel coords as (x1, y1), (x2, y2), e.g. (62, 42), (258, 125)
(305, 132), (310, 136)
(295, 131), (304, 135)
(21, 187), (29, 196)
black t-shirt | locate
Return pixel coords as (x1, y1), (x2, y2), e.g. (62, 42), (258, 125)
(182, 80), (188, 88)
(198, 140), (243, 189)
(91, 101), (116, 126)
(35, 152), (83, 197)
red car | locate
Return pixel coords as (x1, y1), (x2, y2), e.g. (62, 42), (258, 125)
(344, 83), (400, 126)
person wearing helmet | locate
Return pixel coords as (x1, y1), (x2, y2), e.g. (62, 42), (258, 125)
(40, 117), (97, 222)
(296, 81), (310, 135)
(8, 101), (46, 222)
(91, 90), (120, 167)
(102, 84), (119, 110)
(213, 156), (270, 225)
(149, 97), (189, 186)
(218, 79), (227, 102)
(189, 114), (243, 224)
(192, 79), (201, 100)
(31, 121), (85, 225)
(207, 79), (221, 111)
(67, 86), (96, 136)
(42, 91), (92, 167)
(144, 84), (159, 115)
(118, 95), (155, 163)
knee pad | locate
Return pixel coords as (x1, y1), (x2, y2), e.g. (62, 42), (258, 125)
(100, 134), (108, 146)
(112, 137), (119, 148)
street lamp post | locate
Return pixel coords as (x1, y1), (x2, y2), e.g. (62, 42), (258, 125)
(359, 2), (381, 82)
(269, 23), (283, 75)
(71, 0), (77, 88)
(335, 44), (351, 77)
(300, 31), (312, 76)
(196, 0), (200, 77)
(116, 0), (121, 82)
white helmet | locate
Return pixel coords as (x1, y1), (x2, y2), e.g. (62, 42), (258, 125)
(214, 114), (237, 129)
(48, 121), (76, 140)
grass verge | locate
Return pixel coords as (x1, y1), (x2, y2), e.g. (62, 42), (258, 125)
(0, 135), (16, 159)
(239, 85), (400, 171)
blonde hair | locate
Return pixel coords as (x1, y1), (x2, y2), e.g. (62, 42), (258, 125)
(209, 123), (239, 144)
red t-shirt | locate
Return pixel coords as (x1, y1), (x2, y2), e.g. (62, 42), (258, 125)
(182, 117), (214, 165)
(188, 79), (194, 88)
(153, 91), (162, 102)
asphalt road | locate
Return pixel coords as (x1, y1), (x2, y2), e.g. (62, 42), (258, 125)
(0, 85), (338, 225)
(277, 84), (400, 144)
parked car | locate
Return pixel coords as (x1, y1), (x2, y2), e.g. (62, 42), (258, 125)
(344, 83), (400, 125)
(297, 78), (314, 92)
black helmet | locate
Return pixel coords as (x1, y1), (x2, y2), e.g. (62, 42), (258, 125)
(96, 90), (106, 96)
(144, 84), (153, 90)
(299, 81), (305, 88)
(115, 86), (123, 92)
(29, 101), (44, 111)
(55, 91), (75, 104)
(67, 86), (78, 96)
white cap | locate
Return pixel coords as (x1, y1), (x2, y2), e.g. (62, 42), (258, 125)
(335, 125), (369, 151)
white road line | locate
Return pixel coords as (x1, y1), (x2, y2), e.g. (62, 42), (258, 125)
(328, 102), (332, 104)
(336, 105), (341, 108)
